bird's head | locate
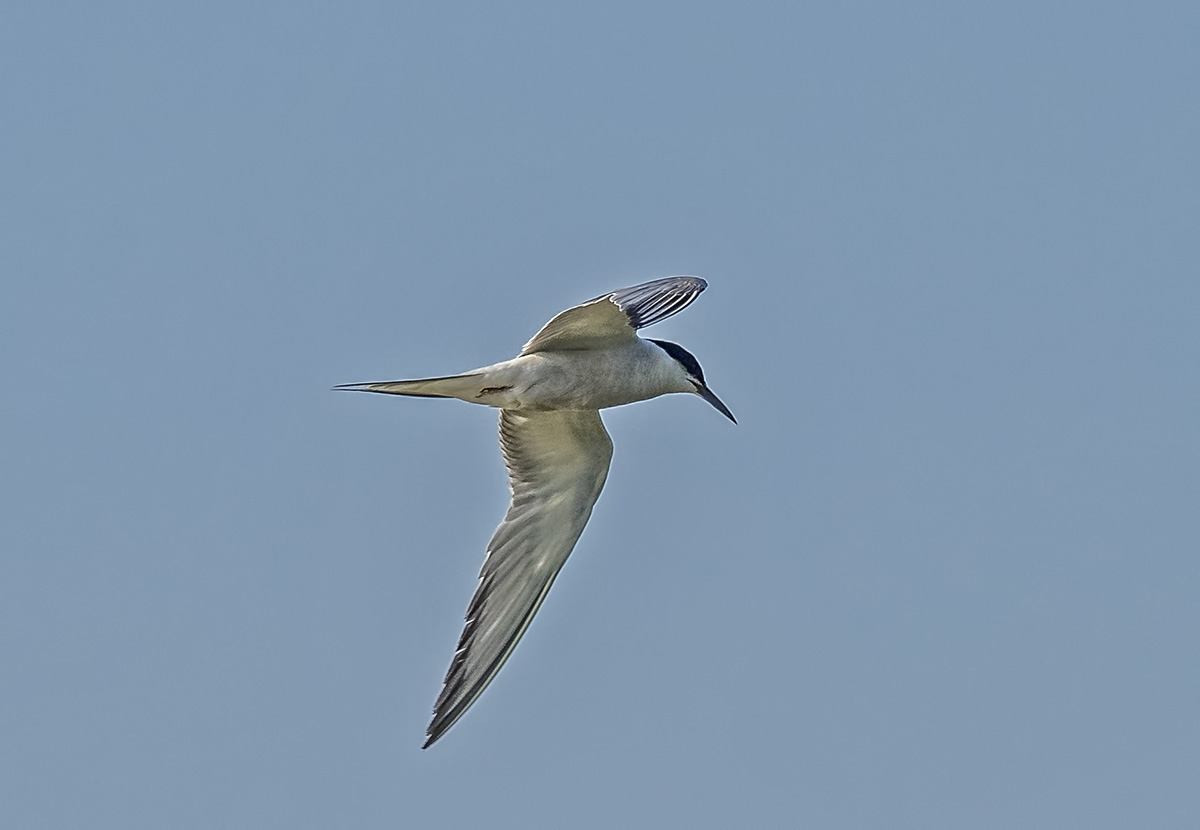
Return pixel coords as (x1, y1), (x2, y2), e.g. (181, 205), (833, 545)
(648, 339), (736, 424)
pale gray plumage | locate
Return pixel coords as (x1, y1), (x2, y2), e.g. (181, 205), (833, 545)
(426, 409), (612, 745)
(336, 276), (734, 748)
(520, 277), (709, 353)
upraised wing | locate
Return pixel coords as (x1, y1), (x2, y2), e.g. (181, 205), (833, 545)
(521, 276), (707, 354)
(423, 409), (614, 747)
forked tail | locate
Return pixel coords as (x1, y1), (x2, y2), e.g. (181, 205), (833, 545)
(333, 373), (483, 399)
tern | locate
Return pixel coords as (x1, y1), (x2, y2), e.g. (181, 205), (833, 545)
(337, 276), (735, 747)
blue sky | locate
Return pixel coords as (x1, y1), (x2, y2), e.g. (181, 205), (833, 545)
(3, 3), (1197, 828)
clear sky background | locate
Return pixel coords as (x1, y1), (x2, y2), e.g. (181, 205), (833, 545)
(3, 3), (1197, 828)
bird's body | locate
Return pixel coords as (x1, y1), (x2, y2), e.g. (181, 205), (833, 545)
(337, 276), (733, 747)
(356, 339), (693, 412)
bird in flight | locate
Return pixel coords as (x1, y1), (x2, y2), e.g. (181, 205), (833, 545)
(337, 276), (735, 747)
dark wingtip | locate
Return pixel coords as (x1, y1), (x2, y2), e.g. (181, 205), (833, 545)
(423, 713), (454, 749)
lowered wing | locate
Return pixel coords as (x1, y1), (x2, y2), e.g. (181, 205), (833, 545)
(424, 409), (614, 747)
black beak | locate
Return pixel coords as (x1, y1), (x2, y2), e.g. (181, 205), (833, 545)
(694, 383), (737, 424)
